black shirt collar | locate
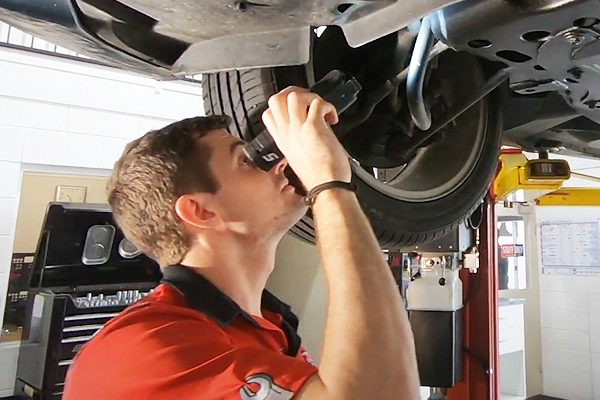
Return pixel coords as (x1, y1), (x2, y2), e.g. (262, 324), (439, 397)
(160, 264), (301, 355)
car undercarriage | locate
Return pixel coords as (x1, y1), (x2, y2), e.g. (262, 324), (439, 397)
(3, 0), (600, 245)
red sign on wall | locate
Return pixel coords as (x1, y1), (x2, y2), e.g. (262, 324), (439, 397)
(501, 244), (524, 258)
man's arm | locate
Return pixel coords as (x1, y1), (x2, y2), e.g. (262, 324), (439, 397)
(298, 189), (420, 400)
(262, 88), (420, 400)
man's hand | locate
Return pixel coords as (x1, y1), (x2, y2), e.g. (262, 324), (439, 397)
(261, 86), (351, 191)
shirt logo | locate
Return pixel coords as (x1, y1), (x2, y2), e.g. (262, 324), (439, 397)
(301, 350), (316, 366)
(239, 373), (293, 400)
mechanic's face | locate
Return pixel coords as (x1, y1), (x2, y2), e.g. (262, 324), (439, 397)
(202, 129), (307, 237)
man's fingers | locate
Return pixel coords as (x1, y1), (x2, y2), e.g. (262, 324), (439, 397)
(261, 109), (282, 140)
(278, 86), (310, 96)
(288, 91), (339, 125)
(324, 110), (339, 126)
(267, 93), (290, 128)
(265, 86), (338, 142)
(268, 86), (311, 128)
(287, 91), (309, 125)
(307, 98), (339, 126)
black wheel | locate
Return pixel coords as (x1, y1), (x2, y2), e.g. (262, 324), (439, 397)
(203, 29), (502, 249)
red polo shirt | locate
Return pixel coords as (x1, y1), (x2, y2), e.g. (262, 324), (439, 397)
(63, 265), (318, 399)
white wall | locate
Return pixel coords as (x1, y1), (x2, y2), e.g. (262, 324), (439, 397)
(523, 153), (600, 400)
(536, 206), (600, 400)
(268, 235), (327, 362)
(0, 45), (203, 397)
(539, 155), (600, 400)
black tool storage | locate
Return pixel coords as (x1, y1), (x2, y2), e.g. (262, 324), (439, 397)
(14, 203), (161, 400)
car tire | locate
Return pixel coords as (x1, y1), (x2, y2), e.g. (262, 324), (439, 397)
(202, 58), (502, 248)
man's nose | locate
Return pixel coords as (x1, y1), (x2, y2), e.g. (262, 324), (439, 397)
(271, 159), (288, 176)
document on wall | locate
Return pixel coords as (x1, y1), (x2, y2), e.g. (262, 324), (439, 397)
(540, 221), (600, 276)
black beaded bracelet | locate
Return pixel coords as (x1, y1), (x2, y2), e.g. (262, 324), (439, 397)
(303, 181), (357, 206)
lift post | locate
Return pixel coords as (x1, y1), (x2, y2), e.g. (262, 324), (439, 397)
(446, 149), (600, 400)
(446, 193), (499, 400)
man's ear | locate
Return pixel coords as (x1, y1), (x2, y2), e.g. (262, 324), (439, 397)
(174, 194), (220, 229)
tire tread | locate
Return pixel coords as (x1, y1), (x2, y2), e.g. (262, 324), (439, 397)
(202, 66), (497, 250)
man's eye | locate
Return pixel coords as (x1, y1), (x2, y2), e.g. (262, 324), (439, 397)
(241, 154), (253, 166)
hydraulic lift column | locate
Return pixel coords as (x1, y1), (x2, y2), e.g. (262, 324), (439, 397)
(446, 193), (500, 400)
(408, 149), (577, 399)
(400, 214), (482, 397)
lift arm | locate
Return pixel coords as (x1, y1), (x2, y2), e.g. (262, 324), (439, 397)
(493, 150), (571, 202)
(535, 188), (600, 206)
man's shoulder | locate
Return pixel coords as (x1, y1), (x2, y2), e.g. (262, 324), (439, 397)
(63, 285), (234, 399)
(69, 284), (230, 373)
(77, 283), (224, 361)
(97, 283), (219, 337)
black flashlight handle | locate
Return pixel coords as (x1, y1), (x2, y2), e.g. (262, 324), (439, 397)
(244, 70), (361, 171)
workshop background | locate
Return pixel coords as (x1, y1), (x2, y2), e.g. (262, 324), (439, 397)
(1, 21), (600, 400)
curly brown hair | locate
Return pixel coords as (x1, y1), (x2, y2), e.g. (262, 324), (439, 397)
(107, 115), (232, 267)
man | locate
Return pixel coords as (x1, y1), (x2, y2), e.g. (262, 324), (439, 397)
(63, 87), (420, 399)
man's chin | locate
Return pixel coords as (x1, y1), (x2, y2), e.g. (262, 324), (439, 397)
(280, 203), (309, 232)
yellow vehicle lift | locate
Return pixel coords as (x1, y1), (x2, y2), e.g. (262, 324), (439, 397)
(493, 149), (600, 206)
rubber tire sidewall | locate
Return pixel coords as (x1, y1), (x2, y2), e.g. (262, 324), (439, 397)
(202, 67), (502, 248)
